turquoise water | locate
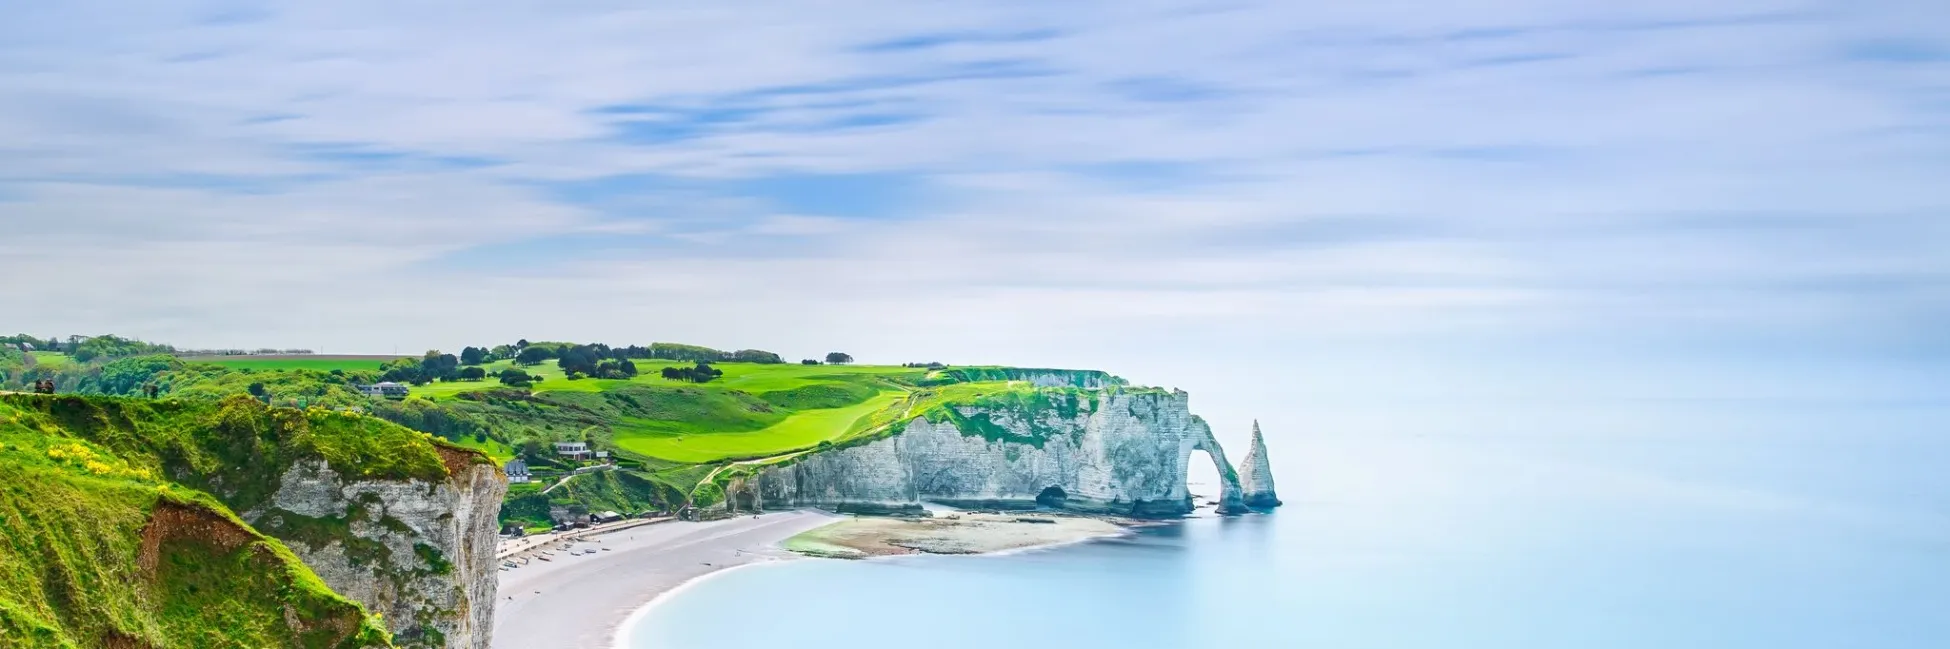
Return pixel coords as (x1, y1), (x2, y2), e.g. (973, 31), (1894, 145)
(630, 399), (1949, 649)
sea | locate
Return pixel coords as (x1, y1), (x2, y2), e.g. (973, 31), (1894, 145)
(628, 397), (1949, 649)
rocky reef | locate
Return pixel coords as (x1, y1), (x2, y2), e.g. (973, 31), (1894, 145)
(740, 387), (1266, 518)
(1238, 421), (1282, 509)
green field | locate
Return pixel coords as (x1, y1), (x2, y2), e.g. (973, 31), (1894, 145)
(183, 355), (405, 372)
(612, 389), (910, 462)
(395, 360), (972, 464)
(28, 351), (70, 368)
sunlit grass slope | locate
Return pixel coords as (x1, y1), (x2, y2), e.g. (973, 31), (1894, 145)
(0, 396), (394, 648)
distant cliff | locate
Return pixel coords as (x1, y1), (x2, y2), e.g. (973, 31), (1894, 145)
(731, 386), (1264, 518)
(0, 394), (505, 649)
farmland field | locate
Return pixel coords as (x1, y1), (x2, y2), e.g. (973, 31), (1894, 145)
(182, 355), (406, 372)
(27, 351), (70, 368)
(610, 389), (911, 463)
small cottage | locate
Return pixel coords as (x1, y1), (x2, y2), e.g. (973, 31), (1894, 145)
(553, 441), (593, 461)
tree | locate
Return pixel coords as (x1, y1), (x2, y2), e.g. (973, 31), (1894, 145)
(659, 361), (723, 383)
(460, 346), (488, 366)
(801, 359), (821, 365)
(727, 349), (784, 364)
(420, 350), (460, 382)
(459, 366), (487, 381)
(825, 352), (854, 365)
(515, 346), (553, 366)
(247, 382), (267, 398)
(497, 368), (533, 387)
(379, 357), (425, 385)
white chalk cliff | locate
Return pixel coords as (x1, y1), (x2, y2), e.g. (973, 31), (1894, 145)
(1238, 421), (1282, 508)
(250, 449), (506, 649)
(747, 387), (1259, 517)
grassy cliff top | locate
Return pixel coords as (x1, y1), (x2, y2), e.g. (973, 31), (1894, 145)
(0, 397), (392, 648)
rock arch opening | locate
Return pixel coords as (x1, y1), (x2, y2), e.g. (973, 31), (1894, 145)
(1035, 486), (1068, 509)
(1187, 437), (1248, 515)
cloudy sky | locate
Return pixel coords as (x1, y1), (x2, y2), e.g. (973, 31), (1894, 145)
(3, 1), (1946, 428)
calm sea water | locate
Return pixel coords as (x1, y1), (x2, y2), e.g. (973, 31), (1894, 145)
(630, 398), (1949, 649)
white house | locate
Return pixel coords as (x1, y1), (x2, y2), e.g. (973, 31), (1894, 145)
(358, 382), (409, 399)
(553, 441), (593, 461)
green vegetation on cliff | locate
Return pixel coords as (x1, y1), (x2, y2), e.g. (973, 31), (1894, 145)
(0, 397), (393, 648)
(9, 334), (1142, 524)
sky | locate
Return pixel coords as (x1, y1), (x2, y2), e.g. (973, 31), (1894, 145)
(2, 0), (1947, 441)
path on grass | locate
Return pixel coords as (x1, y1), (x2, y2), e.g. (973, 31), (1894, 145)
(692, 389), (929, 489)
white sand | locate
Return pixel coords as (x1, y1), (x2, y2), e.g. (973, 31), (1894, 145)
(489, 510), (840, 649)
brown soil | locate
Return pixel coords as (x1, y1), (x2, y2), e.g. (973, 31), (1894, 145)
(135, 500), (254, 575)
(435, 443), (494, 480)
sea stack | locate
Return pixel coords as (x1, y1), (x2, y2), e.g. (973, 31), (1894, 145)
(1239, 420), (1282, 509)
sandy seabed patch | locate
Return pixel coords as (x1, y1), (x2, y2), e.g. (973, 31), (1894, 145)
(783, 511), (1137, 558)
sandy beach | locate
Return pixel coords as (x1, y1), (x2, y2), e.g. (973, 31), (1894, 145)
(490, 510), (840, 649)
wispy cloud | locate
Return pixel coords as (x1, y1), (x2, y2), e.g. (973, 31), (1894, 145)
(0, 0), (1942, 366)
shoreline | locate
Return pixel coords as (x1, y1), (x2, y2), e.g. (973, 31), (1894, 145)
(606, 511), (1154, 648)
(491, 508), (1160, 649)
(490, 510), (840, 649)
(609, 559), (785, 649)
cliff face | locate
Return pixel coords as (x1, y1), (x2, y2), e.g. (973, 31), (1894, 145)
(1238, 421), (1282, 509)
(252, 447), (506, 649)
(752, 388), (1250, 517)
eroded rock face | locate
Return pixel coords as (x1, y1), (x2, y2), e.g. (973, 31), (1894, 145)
(249, 450), (506, 649)
(1238, 421), (1282, 509)
(756, 389), (1251, 517)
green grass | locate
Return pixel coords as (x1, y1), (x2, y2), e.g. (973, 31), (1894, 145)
(0, 398), (391, 648)
(28, 351), (70, 368)
(187, 356), (405, 372)
(399, 362), (929, 464)
(444, 435), (516, 463)
(611, 390), (908, 463)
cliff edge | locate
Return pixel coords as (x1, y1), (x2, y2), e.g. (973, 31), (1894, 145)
(732, 386), (1260, 517)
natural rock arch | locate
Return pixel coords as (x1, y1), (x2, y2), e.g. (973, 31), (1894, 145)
(1188, 430), (1248, 515)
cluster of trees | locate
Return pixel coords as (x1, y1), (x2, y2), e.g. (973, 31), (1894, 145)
(497, 368), (543, 387)
(0, 334), (56, 351)
(1, 334), (176, 362)
(450, 339), (786, 367)
(901, 361), (948, 369)
(825, 352), (853, 365)
(659, 361), (723, 383)
(378, 351), (462, 385)
(556, 344), (639, 379)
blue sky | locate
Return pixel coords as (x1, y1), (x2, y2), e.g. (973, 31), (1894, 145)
(0, 0), (1945, 417)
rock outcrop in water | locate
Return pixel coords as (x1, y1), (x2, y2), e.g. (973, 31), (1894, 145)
(253, 449), (506, 649)
(1238, 421), (1282, 509)
(746, 387), (1258, 517)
